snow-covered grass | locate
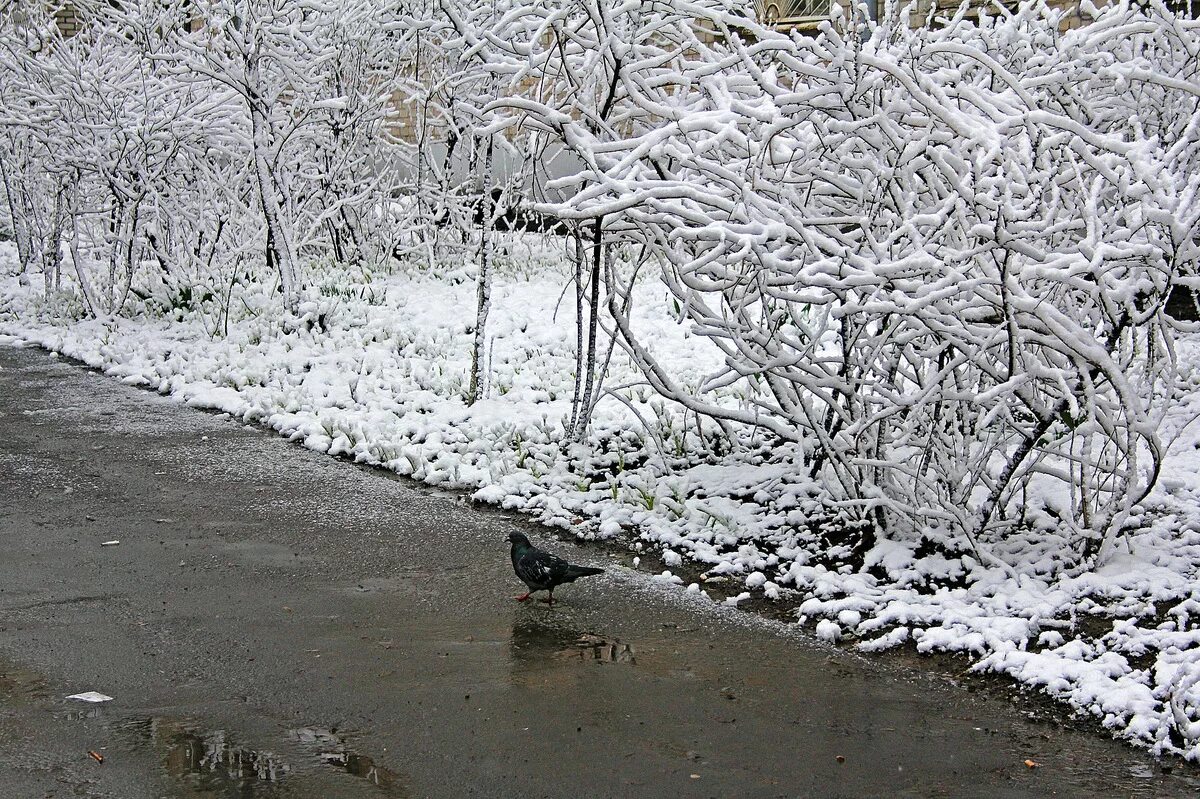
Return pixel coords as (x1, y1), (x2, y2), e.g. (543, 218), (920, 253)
(1, 240), (1198, 762)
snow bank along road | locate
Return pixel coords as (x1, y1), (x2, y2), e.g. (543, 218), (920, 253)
(0, 345), (1195, 798)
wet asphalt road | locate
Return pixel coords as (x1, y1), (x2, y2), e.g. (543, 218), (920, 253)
(0, 345), (1197, 799)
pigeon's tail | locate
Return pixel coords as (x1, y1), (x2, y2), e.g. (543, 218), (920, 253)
(565, 564), (604, 582)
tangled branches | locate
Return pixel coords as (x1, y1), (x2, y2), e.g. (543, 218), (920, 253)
(463, 0), (1200, 563)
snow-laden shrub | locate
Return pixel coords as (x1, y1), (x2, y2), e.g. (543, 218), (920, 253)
(0, 0), (419, 315)
(462, 0), (1200, 567)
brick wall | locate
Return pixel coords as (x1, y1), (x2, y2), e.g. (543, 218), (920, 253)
(53, 3), (83, 38)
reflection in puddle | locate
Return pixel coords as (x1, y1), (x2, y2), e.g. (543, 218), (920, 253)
(57, 705), (106, 721)
(321, 750), (398, 788)
(1128, 763), (1154, 780)
(113, 717), (406, 796)
(165, 728), (290, 789)
(558, 634), (636, 664)
(511, 616), (636, 666)
(290, 728), (402, 789)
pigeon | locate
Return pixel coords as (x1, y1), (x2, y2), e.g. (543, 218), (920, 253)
(507, 532), (603, 605)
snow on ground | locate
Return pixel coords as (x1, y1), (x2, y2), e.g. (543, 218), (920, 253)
(1, 241), (1198, 762)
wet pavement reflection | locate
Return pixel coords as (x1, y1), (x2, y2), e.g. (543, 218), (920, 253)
(165, 728), (289, 790)
(107, 716), (408, 797)
(291, 727), (403, 790)
(510, 614), (636, 666)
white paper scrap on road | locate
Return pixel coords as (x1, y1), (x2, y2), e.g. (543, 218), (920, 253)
(66, 691), (113, 703)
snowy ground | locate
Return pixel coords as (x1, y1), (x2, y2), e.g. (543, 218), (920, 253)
(1, 240), (1198, 763)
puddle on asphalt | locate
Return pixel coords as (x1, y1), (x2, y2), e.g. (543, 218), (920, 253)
(113, 716), (406, 797)
(56, 704), (108, 722)
(556, 633), (636, 664)
(0, 660), (50, 703)
(1129, 763), (1154, 780)
(510, 616), (636, 666)
(290, 728), (402, 789)
(165, 727), (290, 789)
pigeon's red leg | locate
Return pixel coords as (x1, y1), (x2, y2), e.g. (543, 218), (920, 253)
(514, 592), (531, 602)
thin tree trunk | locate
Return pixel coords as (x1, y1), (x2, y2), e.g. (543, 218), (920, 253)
(0, 155), (32, 272)
(572, 216), (604, 443)
(569, 230), (585, 434)
(246, 72), (296, 305)
(112, 196), (141, 315)
(69, 192), (101, 318)
(43, 181), (67, 301)
(467, 138), (495, 405)
(106, 197), (122, 309)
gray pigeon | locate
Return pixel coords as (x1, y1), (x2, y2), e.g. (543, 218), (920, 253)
(508, 532), (603, 605)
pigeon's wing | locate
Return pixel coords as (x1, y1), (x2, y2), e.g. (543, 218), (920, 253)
(516, 548), (571, 589)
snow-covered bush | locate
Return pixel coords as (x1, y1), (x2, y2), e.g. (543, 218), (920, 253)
(461, 0), (1200, 567)
(0, 0), (428, 314)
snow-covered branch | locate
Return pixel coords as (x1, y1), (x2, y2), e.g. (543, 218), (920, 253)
(459, 0), (1200, 559)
